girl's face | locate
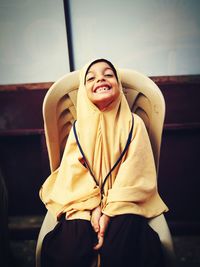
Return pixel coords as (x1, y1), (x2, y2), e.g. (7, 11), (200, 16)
(85, 61), (120, 110)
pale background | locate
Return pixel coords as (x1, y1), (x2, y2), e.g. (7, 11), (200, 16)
(0, 0), (200, 84)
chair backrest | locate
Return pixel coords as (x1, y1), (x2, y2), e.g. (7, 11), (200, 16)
(43, 69), (165, 174)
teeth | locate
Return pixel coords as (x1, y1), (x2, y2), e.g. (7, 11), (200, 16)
(96, 87), (110, 93)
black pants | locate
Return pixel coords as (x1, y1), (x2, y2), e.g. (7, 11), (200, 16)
(41, 214), (165, 267)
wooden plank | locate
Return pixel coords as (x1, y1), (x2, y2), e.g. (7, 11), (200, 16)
(0, 82), (53, 92)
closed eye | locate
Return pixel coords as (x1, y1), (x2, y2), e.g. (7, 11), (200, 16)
(105, 74), (113, 77)
(86, 76), (95, 82)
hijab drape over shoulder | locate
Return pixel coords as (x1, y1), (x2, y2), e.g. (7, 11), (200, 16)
(40, 59), (168, 221)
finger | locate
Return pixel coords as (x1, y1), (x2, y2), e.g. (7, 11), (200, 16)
(99, 215), (109, 237)
(93, 235), (104, 250)
(91, 217), (99, 232)
(91, 207), (101, 232)
(99, 226), (105, 237)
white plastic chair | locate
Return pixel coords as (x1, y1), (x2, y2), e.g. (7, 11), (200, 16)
(36, 69), (176, 267)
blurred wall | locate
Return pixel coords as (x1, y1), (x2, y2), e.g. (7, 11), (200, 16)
(69, 0), (200, 76)
(0, 0), (200, 85)
(0, 0), (70, 84)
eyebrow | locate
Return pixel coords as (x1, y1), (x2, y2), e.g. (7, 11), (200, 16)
(86, 67), (114, 76)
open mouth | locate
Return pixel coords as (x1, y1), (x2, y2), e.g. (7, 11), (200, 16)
(94, 85), (111, 93)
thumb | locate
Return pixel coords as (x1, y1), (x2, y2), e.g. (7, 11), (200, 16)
(91, 206), (101, 232)
(99, 215), (110, 237)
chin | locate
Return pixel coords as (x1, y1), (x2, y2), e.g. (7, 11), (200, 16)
(94, 97), (115, 109)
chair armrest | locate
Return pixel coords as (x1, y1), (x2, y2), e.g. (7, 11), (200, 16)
(148, 214), (176, 267)
(35, 211), (57, 267)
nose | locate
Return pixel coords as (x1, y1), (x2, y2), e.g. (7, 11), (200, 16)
(97, 74), (105, 82)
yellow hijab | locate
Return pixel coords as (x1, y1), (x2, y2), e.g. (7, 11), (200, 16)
(76, 60), (133, 193)
(40, 59), (168, 220)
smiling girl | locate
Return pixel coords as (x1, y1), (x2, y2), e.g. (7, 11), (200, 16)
(40, 59), (168, 267)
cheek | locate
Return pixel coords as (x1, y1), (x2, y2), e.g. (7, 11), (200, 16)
(113, 83), (120, 95)
(85, 84), (91, 93)
(86, 87), (93, 101)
